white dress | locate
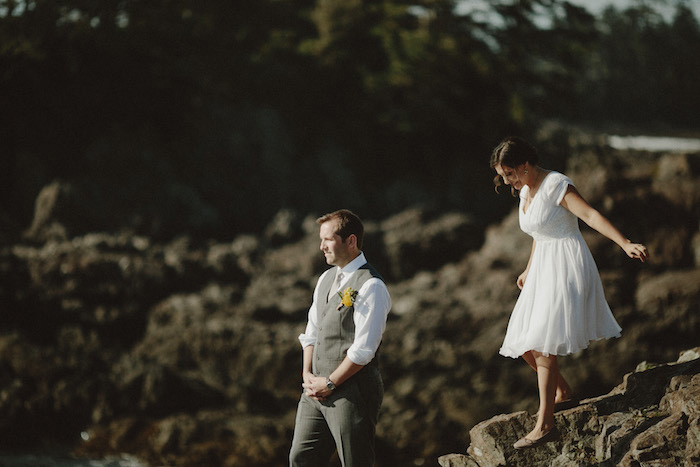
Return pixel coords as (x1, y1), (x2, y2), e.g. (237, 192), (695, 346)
(499, 172), (622, 358)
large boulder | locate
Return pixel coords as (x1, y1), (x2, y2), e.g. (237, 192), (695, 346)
(440, 349), (700, 467)
(380, 208), (483, 281)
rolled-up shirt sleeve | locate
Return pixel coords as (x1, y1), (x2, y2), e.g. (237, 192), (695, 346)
(346, 278), (391, 365)
(298, 270), (331, 348)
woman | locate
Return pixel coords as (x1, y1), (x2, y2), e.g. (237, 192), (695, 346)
(490, 136), (648, 449)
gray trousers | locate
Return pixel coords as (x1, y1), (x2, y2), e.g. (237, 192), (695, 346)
(289, 369), (383, 467)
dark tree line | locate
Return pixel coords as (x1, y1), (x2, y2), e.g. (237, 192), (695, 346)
(1, 0), (698, 240)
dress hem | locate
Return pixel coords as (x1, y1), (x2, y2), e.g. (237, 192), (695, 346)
(499, 332), (621, 359)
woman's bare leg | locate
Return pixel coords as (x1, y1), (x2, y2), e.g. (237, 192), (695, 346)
(522, 351), (573, 403)
(525, 351), (558, 440)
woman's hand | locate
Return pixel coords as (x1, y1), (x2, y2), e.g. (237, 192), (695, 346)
(517, 270), (528, 290)
(623, 241), (649, 262)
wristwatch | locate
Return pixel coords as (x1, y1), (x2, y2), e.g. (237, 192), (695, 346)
(326, 378), (336, 391)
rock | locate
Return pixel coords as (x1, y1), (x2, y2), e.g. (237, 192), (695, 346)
(693, 230), (700, 267)
(0, 139), (699, 466)
(77, 409), (295, 466)
(380, 208), (483, 281)
(206, 243), (249, 285)
(113, 360), (227, 417)
(438, 453), (480, 467)
(263, 208), (305, 246)
(653, 153), (700, 214)
(439, 349), (700, 467)
(24, 180), (83, 242)
(466, 412), (530, 466)
(229, 234), (262, 276)
(633, 269), (700, 357)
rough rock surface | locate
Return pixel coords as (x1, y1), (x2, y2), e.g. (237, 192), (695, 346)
(0, 140), (698, 465)
(438, 348), (700, 467)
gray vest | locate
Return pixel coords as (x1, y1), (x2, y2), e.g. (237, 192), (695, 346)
(312, 262), (384, 377)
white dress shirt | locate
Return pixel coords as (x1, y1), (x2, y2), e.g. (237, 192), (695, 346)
(298, 252), (391, 366)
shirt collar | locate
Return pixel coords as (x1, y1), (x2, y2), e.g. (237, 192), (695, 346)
(338, 252), (367, 275)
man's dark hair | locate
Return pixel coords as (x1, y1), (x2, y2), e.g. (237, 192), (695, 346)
(316, 209), (364, 249)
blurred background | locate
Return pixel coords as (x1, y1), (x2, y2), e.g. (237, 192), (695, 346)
(1, 0), (699, 465)
(2, 0), (699, 241)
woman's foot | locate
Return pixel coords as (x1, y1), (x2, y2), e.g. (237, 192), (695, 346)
(555, 387), (574, 405)
(513, 427), (558, 449)
(554, 389), (578, 411)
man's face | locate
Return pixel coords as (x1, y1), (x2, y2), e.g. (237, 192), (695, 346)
(319, 220), (353, 267)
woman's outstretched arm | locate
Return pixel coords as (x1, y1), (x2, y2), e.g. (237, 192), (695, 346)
(561, 185), (648, 262)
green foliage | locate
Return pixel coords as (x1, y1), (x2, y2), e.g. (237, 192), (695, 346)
(1, 0), (698, 239)
(589, 3), (700, 125)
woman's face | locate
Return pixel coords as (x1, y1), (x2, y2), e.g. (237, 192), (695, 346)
(494, 163), (523, 190)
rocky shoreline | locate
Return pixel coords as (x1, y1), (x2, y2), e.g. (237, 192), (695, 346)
(439, 348), (700, 466)
(0, 138), (699, 465)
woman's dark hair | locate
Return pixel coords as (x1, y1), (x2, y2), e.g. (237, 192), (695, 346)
(490, 136), (539, 195)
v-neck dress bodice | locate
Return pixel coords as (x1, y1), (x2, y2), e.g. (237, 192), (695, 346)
(500, 172), (621, 358)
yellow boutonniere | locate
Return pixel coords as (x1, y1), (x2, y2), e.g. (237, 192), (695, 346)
(337, 287), (358, 309)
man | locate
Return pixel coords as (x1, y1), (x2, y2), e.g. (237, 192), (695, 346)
(289, 209), (392, 467)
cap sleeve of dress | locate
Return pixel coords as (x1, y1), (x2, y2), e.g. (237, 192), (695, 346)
(546, 172), (574, 206)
